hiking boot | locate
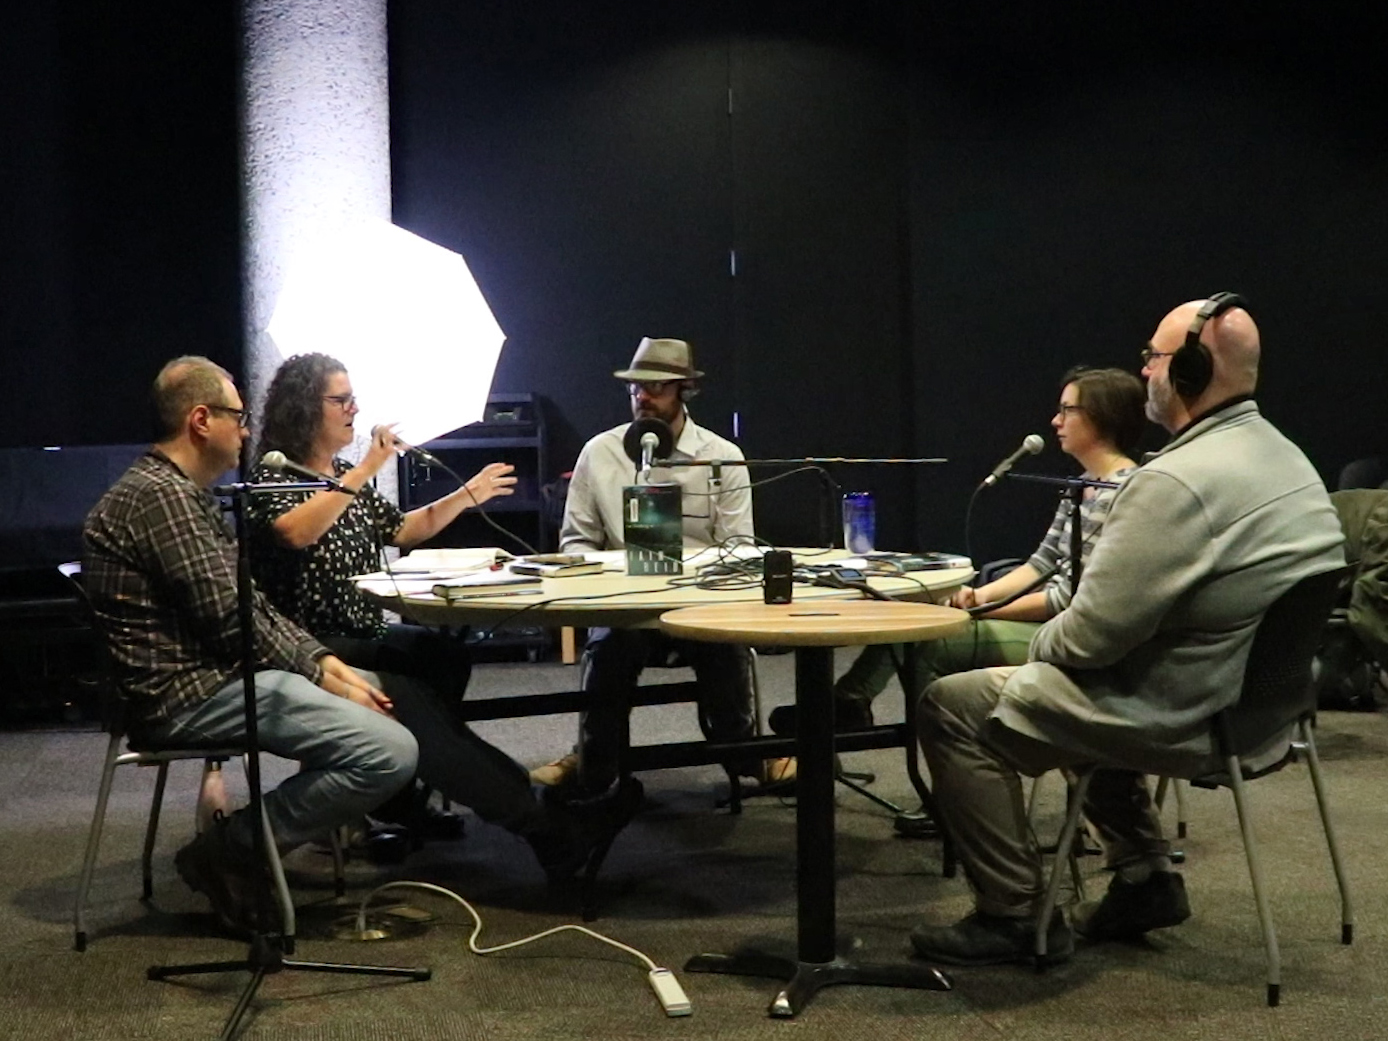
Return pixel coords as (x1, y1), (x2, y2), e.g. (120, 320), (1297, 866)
(529, 752), (580, 787)
(1072, 870), (1191, 941)
(909, 909), (1073, 967)
(767, 697), (874, 735)
(174, 813), (276, 938)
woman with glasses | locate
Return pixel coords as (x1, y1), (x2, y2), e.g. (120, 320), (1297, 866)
(775, 366), (1148, 735)
(242, 353), (610, 881)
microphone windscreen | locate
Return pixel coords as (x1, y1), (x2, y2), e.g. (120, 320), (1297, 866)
(623, 417), (674, 464)
(1022, 434), (1045, 456)
(261, 450), (288, 469)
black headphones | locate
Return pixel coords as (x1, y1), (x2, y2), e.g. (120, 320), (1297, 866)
(1168, 291), (1250, 398)
(678, 381), (699, 403)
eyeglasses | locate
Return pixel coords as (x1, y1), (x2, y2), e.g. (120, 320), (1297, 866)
(205, 404), (252, 428)
(323, 394), (358, 409)
(1054, 404), (1086, 418)
(627, 380), (679, 397)
(1140, 346), (1176, 365)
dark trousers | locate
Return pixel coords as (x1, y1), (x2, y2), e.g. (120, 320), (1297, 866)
(578, 628), (757, 793)
(323, 626), (542, 834)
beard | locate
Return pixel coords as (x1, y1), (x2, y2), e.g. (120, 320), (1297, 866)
(1145, 374), (1176, 426)
(632, 398), (682, 428)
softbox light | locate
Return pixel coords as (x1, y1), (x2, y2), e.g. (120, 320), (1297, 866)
(265, 219), (505, 447)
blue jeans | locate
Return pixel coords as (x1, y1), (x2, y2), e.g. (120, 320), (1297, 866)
(144, 669), (419, 852)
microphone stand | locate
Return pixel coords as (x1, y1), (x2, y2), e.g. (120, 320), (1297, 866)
(1002, 473), (1118, 599)
(147, 477), (429, 1041)
(654, 456), (948, 550)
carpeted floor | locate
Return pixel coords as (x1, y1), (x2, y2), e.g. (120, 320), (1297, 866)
(2, 653), (1384, 1040)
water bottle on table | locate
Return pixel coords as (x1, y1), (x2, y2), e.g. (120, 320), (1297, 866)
(842, 491), (875, 554)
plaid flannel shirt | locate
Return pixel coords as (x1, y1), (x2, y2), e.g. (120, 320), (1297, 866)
(82, 449), (328, 728)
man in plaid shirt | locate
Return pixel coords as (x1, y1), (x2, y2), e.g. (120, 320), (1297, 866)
(83, 356), (418, 935)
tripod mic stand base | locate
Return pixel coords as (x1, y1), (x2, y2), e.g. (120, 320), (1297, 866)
(149, 932), (430, 1040)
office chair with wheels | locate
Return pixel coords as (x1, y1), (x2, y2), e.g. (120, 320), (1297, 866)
(1033, 565), (1355, 1006)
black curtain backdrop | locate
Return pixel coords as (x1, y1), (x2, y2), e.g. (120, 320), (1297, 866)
(3, 1), (1385, 561)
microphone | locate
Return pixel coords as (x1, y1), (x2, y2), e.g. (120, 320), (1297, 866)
(622, 418), (675, 477)
(980, 434), (1045, 488)
(260, 451), (357, 496)
(398, 441), (442, 466)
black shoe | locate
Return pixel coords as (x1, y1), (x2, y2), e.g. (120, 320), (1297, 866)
(1073, 870), (1191, 941)
(768, 696), (874, 735)
(531, 777), (645, 884)
(910, 909), (1073, 967)
(893, 807), (941, 840)
(174, 814), (276, 938)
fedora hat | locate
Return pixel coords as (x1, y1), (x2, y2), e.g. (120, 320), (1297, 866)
(612, 337), (703, 381)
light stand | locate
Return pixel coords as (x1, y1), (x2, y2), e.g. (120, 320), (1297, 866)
(147, 478), (430, 1041)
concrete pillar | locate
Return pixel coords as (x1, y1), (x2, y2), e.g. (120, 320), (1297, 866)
(239, 0), (395, 497)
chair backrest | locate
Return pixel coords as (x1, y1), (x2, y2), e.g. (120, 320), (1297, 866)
(58, 561), (128, 735)
(1215, 565), (1354, 759)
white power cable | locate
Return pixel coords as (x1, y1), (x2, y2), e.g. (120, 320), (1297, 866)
(355, 880), (691, 1016)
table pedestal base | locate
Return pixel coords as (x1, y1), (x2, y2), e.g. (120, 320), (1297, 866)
(686, 946), (951, 1018)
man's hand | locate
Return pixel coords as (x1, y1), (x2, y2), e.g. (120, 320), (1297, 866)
(318, 654), (394, 715)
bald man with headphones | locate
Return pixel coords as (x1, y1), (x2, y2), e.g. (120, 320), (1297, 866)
(907, 296), (1345, 970)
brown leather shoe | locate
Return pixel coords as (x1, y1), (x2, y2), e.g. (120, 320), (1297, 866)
(529, 753), (580, 787)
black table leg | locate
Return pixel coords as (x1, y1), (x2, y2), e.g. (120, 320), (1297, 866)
(685, 645), (951, 1016)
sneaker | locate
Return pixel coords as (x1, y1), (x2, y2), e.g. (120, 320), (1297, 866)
(174, 814), (276, 938)
(529, 752), (580, 787)
(909, 909), (1073, 967)
(767, 697), (874, 735)
(1072, 870), (1191, 941)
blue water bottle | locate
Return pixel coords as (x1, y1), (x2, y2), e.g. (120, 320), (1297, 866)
(842, 491), (876, 554)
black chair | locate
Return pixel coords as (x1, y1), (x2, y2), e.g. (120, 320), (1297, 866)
(1034, 565), (1355, 1006)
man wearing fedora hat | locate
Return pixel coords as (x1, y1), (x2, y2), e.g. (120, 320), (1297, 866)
(531, 337), (796, 795)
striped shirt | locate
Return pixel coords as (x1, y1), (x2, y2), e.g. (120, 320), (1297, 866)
(1027, 466), (1136, 616)
(82, 449), (328, 729)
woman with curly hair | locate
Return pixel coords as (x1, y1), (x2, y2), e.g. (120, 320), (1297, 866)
(243, 353), (628, 878)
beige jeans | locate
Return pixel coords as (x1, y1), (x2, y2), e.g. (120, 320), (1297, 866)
(917, 666), (1169, 919)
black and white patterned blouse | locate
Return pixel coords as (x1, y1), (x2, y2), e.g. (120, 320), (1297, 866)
(247, 459), (405, 639)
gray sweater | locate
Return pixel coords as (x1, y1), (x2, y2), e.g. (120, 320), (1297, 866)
(993, 401), (1345, 776)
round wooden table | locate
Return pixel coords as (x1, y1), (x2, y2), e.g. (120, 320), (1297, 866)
(660, 599), (969, 1017)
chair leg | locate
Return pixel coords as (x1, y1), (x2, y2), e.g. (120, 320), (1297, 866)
(1036, 769), (1092, 969)
(1298, 720), (1355, 944)
(1225, 754), (1281, 1007)
(74, 734), (123, 951)
(141, 762), (171, 901)
(1173, 778), (1189, 839)
(330, 827), (347, 898)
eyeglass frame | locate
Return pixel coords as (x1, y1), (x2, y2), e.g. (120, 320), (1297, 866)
(626, 380), (680, 397)
(205, 404), (252, 428)
(1140, 345), (1177, 366)
(322, 393), (358, 409)
(1054, 403), (1088, 419)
